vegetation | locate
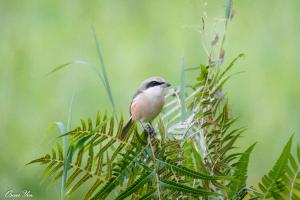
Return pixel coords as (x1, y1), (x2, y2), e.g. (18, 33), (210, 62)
(27, 1), (300, 199)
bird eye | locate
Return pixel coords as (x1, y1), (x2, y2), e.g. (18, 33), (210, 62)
(152, 81), (163, 86)
(146, 81), (162, 89)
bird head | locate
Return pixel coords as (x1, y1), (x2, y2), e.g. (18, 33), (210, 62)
(139, 76), (171, 90)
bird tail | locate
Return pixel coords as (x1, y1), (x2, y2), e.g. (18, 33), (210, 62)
(121, 118), (134, 139)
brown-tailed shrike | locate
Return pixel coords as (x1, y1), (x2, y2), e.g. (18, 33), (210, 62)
(121, 76), (171, 138)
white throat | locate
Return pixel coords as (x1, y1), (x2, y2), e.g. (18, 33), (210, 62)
(143, 86), (164, 97)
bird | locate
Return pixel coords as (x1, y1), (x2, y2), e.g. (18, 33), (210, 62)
(120, 76), (171, 139)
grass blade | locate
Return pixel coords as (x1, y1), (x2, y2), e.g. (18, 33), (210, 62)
(55, 121), (66, 200)
(225, 0), (232, 19)
(92, 27), (118, 122)
(59, 93), (75, 200)
(179, 56), (187, 121)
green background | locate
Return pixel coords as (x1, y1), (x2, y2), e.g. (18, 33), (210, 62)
(1, 0), (299, 199)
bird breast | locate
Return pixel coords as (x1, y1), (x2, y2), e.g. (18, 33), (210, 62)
(130, 86), (164, 122)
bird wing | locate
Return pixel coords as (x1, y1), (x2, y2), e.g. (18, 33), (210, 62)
(129, 89), (142, 116)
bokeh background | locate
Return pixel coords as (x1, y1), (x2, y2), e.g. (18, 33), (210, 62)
(1, 0), (300, 199)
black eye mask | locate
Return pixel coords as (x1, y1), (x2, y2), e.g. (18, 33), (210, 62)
(145, 81), (164, 89)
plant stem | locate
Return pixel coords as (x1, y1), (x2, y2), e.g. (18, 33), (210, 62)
(148, 136), (161, 200)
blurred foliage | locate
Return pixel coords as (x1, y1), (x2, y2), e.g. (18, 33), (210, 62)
(1, 0), (300, 199)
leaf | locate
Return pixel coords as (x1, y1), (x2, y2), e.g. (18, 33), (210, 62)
(91, 177), (119, 200)
(212, 53), (244, 87)
(229, 143), (256, 198)
(84, 179), (102, 200)
(156, 159), (232, 180)
(115, 172), (154, 200)
(225, 0), (232, 19)
(185, 66), (200, 71)
(282, 143), (300, 199)
(159, 179), (220, 196)
(60, 94), (75, 200)
(91, 140), (146, 199)
(46, 60), (94, 76)
(92, 27), (118, 122)
(139, 188), (157, 200)
(179, 56), (187, 121)
(105, 153), (112, 180)
(190, 141), (205, 171)
(26, 154), (51, 165)
(66, 173), (92, 196)
(158, 118), (166, 144)
(258, 136), (293, 199)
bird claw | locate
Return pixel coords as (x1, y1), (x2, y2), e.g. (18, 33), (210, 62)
(149, 128), (155, 137)
(145, 124), (155, 137)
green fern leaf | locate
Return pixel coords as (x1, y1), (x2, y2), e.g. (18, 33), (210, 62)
(228, 143), (256, 198)
(91, 143), (147, 199)
(157, 159), (232, 180)
(213, 53), (244, 86)
(258, 136), (292, 199)
(139, 188), (157, 200)
(159, 179), (220, 196)
(282, 144), (300, 199)
(115, 172), (154, 200)
(66, 173), (92, 196)
(26, 154), (51, 165)
(84, 179), (103, 200)
(90, 177), (119, 200)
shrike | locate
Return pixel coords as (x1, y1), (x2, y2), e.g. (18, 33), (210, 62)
(121, 76), (171, 138)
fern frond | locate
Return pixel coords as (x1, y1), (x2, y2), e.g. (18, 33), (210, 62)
(213, 53), (245, 86)
(257, 136), (293, 199)
(156, 159), (232, 181)
(91, 142), (149, 199)
(28, 113), (141, 199)
(228, 143), (256, 198)
(139, 188), (157, 200)
(115, 172), (154, 200)
(159, 179), (221, 197)
(281, 144), (300, 199)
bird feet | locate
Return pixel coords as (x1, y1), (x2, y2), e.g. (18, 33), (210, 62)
(145, 124), (155, 137)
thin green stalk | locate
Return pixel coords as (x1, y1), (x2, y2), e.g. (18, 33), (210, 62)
(179, 56), (187, 122)
(55, 121), (66, 200)
(219, 0), (232, 64)
(60, 93), (75, 200)
(225, 0), (232, 20)
(148, 137), (161, 200)
(92, 27), (118, 122)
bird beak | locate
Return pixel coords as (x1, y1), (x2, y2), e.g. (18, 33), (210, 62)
(163, 82), (171, 88)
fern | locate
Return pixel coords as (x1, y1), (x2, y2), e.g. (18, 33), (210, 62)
(255, 136), (293, 199)
(228, 143), (256, 199)
(29, 49), (300, 200)
(27, 1), (300, 199)
(27, 53), (251, 199)
(28, 112), (233, 199)
(159, 179), (221, 197)
(284, 144), (300, 200)
(28, 113), (138, 199)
